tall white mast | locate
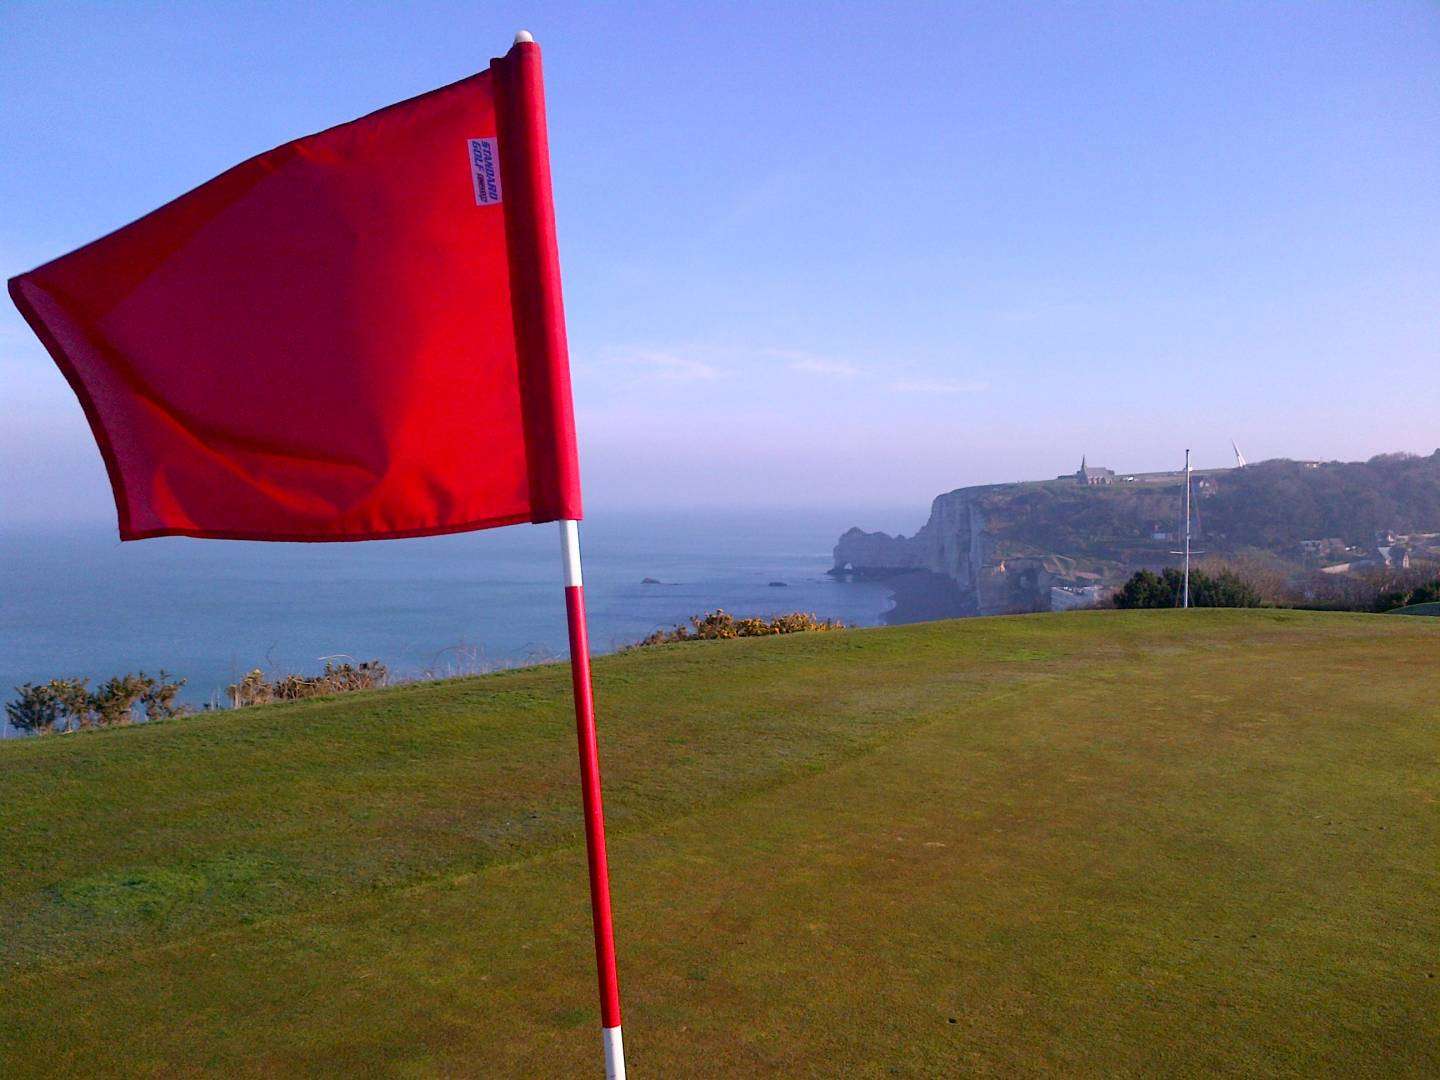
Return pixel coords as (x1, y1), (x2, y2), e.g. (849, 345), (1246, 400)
(1183, 449), (1192, 609)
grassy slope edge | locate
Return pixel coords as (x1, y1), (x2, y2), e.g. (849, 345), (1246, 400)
(1, 610), (1437, 1077)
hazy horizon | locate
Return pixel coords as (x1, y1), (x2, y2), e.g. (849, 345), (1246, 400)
(7, 447), (1438, 534)
(3, 2), (1437, 525)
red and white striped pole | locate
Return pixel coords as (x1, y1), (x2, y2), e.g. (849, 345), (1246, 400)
(559, 518), (625, 1079)
(501, 29), (623, 1074)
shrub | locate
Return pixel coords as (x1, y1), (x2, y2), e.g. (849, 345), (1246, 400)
(636, 610), (844, 647)
(228, 660), (388, 707)
(4, 680), (85, 733)
(5, 671), (188, 734)
(1301, 567), (1440, 612)
(1407, 580), (1440, 606)
(1377, 576), (1440, 612)
(1113, 567), (1262, 609)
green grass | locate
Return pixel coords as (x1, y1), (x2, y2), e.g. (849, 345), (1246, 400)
(1390, 601), (1440, 616)
(2, 610), (1438, 1076)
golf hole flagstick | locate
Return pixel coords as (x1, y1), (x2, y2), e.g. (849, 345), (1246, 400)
(10, 30), (626, 1079)
(561, 517), (625, 1076)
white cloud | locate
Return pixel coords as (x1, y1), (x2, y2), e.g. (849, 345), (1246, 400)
(598, 343), (877, 384)
(608, 349), (722, 381)
(785, 355), (863, 378)
(889, 377), (989, 395)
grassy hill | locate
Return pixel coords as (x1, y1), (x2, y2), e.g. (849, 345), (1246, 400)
(2, 610), (1438, 1077)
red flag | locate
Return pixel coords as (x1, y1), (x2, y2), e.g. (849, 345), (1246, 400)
(9, 40), (580, 542)
(11, 35), (628, 1076)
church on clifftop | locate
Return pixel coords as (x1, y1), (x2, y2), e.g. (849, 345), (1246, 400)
(1071, 456), (1115, 485)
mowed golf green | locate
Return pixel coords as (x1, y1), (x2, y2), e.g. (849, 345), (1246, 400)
(2, 610), (1437, 1077)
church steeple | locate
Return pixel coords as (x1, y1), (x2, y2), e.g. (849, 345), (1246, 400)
(1069, 454), (1115, 485)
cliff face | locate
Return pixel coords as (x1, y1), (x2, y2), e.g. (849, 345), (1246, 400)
(834, 489), (983, 579)
(834, 487), (1052, 616)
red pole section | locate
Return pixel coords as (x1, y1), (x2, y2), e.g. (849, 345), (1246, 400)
(560, 519), (625, 1078)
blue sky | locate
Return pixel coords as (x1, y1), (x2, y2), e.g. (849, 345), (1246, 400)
(2, 1), (1436, 523)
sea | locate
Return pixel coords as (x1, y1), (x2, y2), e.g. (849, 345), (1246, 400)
(1, 509), (906, 736)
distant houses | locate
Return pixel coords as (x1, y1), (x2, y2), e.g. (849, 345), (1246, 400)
(1050, 583), (1110, 610)
(1306, 529), (1437, 574)
(1377, 543), (1411, 570)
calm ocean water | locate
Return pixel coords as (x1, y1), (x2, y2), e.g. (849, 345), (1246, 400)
(1, 509), (903, 735)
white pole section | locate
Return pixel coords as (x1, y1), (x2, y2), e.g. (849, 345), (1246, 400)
(561, 518), (584, 588)
(603, 1026), (625, 1080)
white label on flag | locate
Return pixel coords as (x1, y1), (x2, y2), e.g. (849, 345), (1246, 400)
(468, 138), (502, 206)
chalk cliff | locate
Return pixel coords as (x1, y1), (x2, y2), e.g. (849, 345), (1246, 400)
(833, 486), (1056, 617)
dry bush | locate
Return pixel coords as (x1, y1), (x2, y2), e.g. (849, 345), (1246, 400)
(228, 660), (388, 708)
(636, 610), (845, 647)
(1197, 552), (1300, 605)
(5, 671), (188, 734)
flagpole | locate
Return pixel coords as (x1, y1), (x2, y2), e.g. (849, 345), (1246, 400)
(559, 517), (625, 1079)
(500, 30), (624, 1074)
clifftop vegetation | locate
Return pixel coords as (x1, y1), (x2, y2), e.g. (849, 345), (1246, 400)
(1202, 451), (1440, 548)
(975, 451), (1440, 559)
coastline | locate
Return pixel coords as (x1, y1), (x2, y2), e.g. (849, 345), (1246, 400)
(834, 568), (972, 626)
(1, 513), (901, 733)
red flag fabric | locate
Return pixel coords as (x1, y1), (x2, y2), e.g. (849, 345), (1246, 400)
(8, 40), (581, 541)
